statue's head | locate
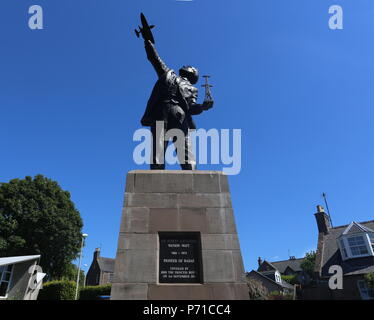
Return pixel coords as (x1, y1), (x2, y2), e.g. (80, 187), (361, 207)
(179, 66), (199, 85)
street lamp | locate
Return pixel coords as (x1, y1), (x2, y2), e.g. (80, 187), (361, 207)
(75, 233), (88, 300)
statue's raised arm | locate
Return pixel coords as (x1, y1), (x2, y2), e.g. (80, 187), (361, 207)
(144, 40), (170, 78)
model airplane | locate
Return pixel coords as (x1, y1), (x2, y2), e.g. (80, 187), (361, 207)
(135, 13), (155, 44)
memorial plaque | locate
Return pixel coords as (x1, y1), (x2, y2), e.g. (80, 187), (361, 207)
(159, 232), (203, 283)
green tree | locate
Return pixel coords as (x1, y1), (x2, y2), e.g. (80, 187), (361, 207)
(365, 272), (374, 289)
(60, 262), (86, 287)
(300, 251), (317, 278)
(281, 274), (299, 285)
(0, 175), (83, 278)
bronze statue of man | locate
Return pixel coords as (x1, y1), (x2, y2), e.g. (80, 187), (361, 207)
(137, 15), (213, 170)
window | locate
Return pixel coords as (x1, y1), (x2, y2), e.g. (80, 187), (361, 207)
(357, 280), (374, 300)
(369, 234), (374, 251)
(339, 239), (348, 259)
(0, 264), (13, 298)
(108, 273), (114, 283)
(348, 236), (369, 256)
(339, 233), (374, 260)
(274, 272), (282, 283)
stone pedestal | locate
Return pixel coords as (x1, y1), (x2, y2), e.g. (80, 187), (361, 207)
(111, 170), (249, 300)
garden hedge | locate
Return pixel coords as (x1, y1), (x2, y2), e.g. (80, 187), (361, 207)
(78, 284), (111, 300)
(38, 280), (76, 300)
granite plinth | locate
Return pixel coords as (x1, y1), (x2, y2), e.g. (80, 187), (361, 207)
(111, 170), (248, 300)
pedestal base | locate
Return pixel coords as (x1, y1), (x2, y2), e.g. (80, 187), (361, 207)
(111, 170), (249, 300)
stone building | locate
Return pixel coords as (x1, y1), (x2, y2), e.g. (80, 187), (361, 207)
(246, 257), (298, 298)
(85, 248), (115, 286)
(257, 256), (311, 285)
(252, 205), (374, 300)
(247, 268), (294, 296)
(305, 205), (374, 300)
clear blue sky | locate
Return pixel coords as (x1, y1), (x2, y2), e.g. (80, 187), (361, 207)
(1, 0), (374, 273)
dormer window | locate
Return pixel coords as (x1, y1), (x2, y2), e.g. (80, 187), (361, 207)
(347, 236), (369, 256)
(339, 239), (348, 259)
(258, 261), (282, 284)
(274, 270), (282, 284)
(338, 222), (374, 260)
(370, 234), (374, 251)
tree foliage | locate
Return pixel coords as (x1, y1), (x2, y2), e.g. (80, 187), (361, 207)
(281, 274), (299, 285)
(300, 251), (317, 278)
(79, 284), (111, 300)
(246, 276), (268, 300)
(0, 175), (83, 278)
(365, 272), (374, 289)
(60, 263), (85, 287)
(38, 280), (76, 300)
(267, 291), (294, 300)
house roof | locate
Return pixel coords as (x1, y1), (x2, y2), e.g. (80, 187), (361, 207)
(270, 258), (304, 274)
(258, 258), (304, 274)
(247, 270), (294, 290)
(316, 220), (374, 278)
(0, 255), (40, 267)
(341, 221), (374, 236)
(257, 260), (277, 272)
(97, 257), (115, 273)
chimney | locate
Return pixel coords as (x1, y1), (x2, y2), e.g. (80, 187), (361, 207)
(94, 248), (100, 260)
(314, 205), (331, 234)
(258, 257), (263, 267)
